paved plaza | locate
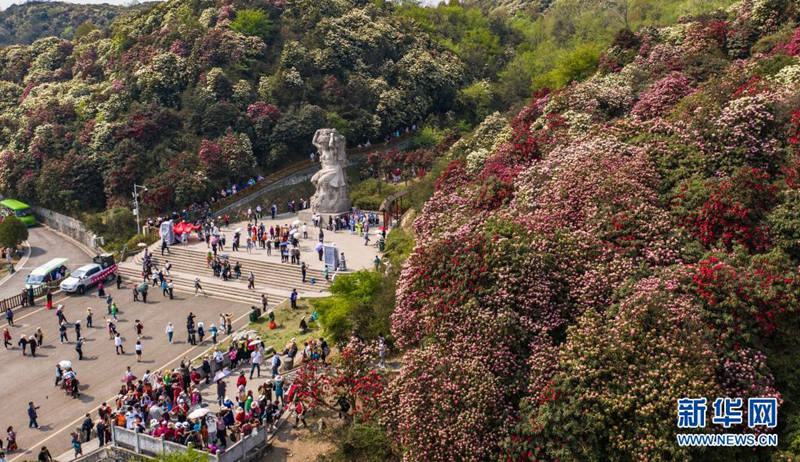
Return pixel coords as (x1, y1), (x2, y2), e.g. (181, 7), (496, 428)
(0, 281), (254, 461)
(185, 212), (387, 274)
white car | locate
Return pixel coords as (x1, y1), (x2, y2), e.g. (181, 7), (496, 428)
(60, 264), (104, 294)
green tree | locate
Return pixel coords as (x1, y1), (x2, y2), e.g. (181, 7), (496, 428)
(312, 270), (385, 345)
(0, 215), (28, 249)
(230, 9), (273, 41)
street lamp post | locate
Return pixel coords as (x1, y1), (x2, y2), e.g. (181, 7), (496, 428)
(133, 184), (147, 235)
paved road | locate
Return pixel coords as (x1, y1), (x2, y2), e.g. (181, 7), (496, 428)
(0, 282), (254, 461)
(0, 227), (93, 299)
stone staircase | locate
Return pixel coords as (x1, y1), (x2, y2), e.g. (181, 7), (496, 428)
(118, 246), (331, 306)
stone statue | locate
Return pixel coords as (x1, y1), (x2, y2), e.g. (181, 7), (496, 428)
(310, 128), (350, 214)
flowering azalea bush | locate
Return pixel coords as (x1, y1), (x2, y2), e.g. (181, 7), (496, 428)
(385, 2), (800, 460)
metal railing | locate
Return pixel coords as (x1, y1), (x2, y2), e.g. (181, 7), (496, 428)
(0, 278), (65, 311)
(112, 423), (267, 461)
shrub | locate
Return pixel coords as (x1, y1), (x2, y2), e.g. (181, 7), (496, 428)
(230, 9), (273, 41)
(0, 216), (28, 248)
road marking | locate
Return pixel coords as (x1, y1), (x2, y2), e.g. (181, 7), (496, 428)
(7, 300), (269, 462)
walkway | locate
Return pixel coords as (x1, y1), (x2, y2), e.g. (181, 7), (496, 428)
(0, 227), (93, 299)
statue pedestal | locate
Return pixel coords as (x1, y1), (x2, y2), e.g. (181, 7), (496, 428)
(297, 209), (350, 226)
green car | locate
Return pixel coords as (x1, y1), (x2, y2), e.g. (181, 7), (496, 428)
(0, 199), (36, 227)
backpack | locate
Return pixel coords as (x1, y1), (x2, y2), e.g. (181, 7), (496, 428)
(275, 356), (281, 367)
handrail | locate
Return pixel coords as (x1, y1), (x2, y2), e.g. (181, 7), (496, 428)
(0, 278), (66, 311)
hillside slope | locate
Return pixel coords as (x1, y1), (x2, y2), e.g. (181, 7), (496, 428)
(0, 0), (463, 214)
(0, 1), (145, 46)
(385, 0), (800, 459)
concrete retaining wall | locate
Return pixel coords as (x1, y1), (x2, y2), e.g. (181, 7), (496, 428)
(31, 205), (101, 251)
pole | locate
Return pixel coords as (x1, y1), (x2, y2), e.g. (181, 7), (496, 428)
(133, 186), (141, 235)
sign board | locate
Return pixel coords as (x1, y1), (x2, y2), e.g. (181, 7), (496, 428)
(324, 243), (339, 270)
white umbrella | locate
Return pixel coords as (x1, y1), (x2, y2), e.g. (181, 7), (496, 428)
(137, 242), (148, 248)
(292, 220), (301, 226)
(234, 227), (242, 233)
(248, 339), (262, 347)
(59, 360), (72, 368)
(213, 369), (231, 382)
(188, 408), (210, 419)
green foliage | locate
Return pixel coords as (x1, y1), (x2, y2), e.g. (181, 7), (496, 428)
(153, 447), (207, 462)
(323, 423), (398, 462)
(383, 228), (414, 267)
(0, 216), (28, 249)
(409, 125), (447, 149)
(532, 43), (602, 90)
(312, 270), (387, 345)
(229, 9), (273, 41)
(350, 179), (399, 210)
(0, 2), (141, 45)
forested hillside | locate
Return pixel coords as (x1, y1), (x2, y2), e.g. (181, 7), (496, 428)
(0, 1), (143, 46)
(378, 0), (800, 459)
(0, 0), (742, 217)
(0, 0), (466, 214)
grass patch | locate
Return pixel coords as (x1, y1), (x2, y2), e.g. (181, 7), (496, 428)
(247, 298), (322, 353)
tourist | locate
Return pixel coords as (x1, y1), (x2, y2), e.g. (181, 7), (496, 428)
(59, 321), (68, 344)
(247, 271), (255, 290)
(5, 308), (13, 327)
(28, 402), (39, 428)
(135, 339), (143, 362)
(18, 335), (27, 355)
(250, 348), (262, 379)
(35, 327), (43, 346)
(70, 432), (82, 457)
(86, 307), (93, 327)
(75, 337), (84, 360)
(114, 332), (124, 355)
(194, 277), (204, 296)
(2, 328), (10, 349)
(301, 262), (307, 282)
(165, 322), (174, 343)
(36, 446), (51, 461)
(6, 427), (16, 452)
(210, 324), (218, 344)
(271, 352), (281, 377)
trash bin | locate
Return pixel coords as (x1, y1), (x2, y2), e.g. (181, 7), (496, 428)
(283, 355), (294, 371)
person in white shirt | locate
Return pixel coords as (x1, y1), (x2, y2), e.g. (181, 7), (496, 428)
(165, 322), (174, 343)
(250, 349), (263, 379)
